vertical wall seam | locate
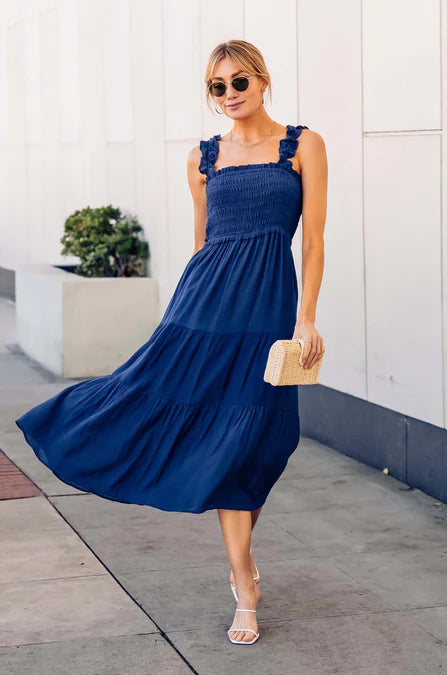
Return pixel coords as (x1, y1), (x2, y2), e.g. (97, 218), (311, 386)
(360, 0), (368, 401)
(101, 1), (108, 199)
(129, 0), (138, 219)
(439, 0), (445, 428)
(296, 0), (299, 121)
(242, 0), (246, 37)
(160, 0), (171, 293)
(199, 0), (203, 141)
(295, 0), (303, 289)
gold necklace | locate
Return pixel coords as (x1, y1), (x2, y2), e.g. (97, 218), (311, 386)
(229, 123), (277, 148)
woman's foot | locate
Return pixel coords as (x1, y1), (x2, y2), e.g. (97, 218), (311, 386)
(228, 579), (261, 643)
(229, 550), (259, 588)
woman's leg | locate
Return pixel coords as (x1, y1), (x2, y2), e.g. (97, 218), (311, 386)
(218, 508), (261, 642)
(228, 505), (263, 587)
(251, 505), (263, 529)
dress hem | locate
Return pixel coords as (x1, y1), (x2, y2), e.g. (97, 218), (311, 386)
(15, 420), (269, 515)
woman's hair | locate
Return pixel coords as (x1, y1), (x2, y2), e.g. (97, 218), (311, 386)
(204, 39), (272, 113)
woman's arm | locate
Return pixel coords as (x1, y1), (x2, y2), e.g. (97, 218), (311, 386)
(293, 129), (328, 368)
(186, 145), (208, 258)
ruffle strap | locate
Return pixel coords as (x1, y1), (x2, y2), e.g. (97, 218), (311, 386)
(207, 134), (220, 172)
(279, 124), (309, 163)
(198, 139), (209, 175)
(199, 134), (221, 176)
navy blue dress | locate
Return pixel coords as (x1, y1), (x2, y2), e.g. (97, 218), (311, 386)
(15, 124), (308, 514)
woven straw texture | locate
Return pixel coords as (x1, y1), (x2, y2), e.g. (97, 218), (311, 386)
(263, 339), (323, 385)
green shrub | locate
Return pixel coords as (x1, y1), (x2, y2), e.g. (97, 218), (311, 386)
(60, 205), (150, 277)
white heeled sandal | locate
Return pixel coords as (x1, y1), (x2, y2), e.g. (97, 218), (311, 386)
(230, 551), (260, 602)
(227, 608), (259, 645)
(230, 564), (260, 601)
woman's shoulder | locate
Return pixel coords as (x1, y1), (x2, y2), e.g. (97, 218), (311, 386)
(188, 143), (203, 164)
(188, 138), (213, 178)
(188, 132), (218, 160)
(188, 133), (220, 176)
(294, 124), (325, 146)
(187, 143), (206, 179)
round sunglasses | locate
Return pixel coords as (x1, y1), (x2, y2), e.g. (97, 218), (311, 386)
(208, 75), (254, 98)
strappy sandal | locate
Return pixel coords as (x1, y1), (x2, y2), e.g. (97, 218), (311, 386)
(230, 550), (260, 602)
(230, 564), (260, 601)
(227, 608), (259, 645)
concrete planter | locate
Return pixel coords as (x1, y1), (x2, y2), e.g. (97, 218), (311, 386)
(15, 264), (159, 378)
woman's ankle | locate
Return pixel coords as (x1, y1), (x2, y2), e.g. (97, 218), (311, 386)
(234, 577), (259, 597)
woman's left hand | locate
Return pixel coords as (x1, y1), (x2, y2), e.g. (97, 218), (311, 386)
(292, 319), (325, 369)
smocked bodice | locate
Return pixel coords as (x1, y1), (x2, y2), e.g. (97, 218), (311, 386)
(199, 124), (308, 244)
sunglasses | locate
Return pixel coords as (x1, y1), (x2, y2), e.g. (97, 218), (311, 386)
(208, 75), (254, 98)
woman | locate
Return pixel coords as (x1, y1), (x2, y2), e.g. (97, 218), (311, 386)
(15, 39), (327, 645)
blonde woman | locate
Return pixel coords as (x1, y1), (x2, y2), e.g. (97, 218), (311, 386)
(16, 39), (327, 645)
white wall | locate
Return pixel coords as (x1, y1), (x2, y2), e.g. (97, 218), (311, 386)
(1, 0), (446, 431)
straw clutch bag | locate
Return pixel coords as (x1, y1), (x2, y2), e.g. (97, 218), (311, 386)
(263, 338), (323, 386)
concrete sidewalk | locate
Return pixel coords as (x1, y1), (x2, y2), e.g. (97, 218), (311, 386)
(1, 294), (447, 674)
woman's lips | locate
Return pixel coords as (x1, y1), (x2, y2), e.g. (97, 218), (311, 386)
(227, 101), (243, 109)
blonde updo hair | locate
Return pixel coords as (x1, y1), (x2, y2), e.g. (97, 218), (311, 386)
(204, 39), (272, 114)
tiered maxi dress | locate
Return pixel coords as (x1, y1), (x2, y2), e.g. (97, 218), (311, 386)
(15, 123), (309, 514)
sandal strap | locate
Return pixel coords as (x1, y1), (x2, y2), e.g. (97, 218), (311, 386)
(235, 608), (256, 612)
(228, 628), (258, 635)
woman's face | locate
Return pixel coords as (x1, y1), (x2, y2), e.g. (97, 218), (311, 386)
(209, 58), (265, 118)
